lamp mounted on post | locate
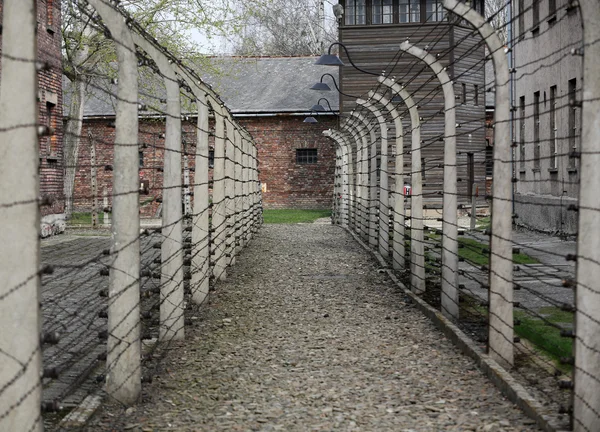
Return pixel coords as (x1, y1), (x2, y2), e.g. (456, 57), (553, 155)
(316, 42), (382, 77)
(310, 73), (359, 98)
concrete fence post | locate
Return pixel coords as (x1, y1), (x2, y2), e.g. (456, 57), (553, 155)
(357, 100), (390, 260)
(444, 0), (513, 367)
(346, 113), (371, 242)
(330, 134), (341, 224)
(0, 1), (42, 430)
(88, 0), (141, 404)
(330, 130), (351, 226)
(224, 116), (236, 267)
(190, 92), (210, 304)
(341, 124), (362, 234)
(353, 111), (379, 248)
(211, 106), (227, 280)
(132, 35), (184, 342)
(234, 128), (243, 256)
(573, 0), (600, 429)
(399, 41), (458, 318)
(378, 77), (425, 294)
(368, 87), (406, 270)
(241, 134), (251, 244)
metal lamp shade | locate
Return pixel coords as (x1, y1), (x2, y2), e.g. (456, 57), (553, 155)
(315, 54), (345, 66)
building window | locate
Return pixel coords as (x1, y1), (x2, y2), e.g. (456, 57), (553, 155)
(518, 0), (524, 40)
(399, 0), (420, 22)
(296, 148), (318, 164)
(519, 96), (525, 170)
(462, 83), (467, 104)
(533, 91), (540, 170)
(373, 0), (394, 24)
(139, 151), (144, 167)
(209, 149), (215, 168)
(568, 78), (578, 169)
(346, 0), (367, 25)
(474, 84), (479, 106)
(532, 0), (540, 31)
(425, 0), (445, 22)
(548, 0), (557, 20)
(485, 143), (494, 177)
(421, 157), (426, 180)
(549, 85), (557, 169)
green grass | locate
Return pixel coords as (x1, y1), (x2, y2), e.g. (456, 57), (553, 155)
(458, 237), (539, 266)
(262, 209), (331, 224)
(515, 308), (574, 371)
(68, 212), (105, 225)
(476, 216), (491, 231)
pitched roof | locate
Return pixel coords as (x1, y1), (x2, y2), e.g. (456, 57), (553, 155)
(64, 56), (340, 117)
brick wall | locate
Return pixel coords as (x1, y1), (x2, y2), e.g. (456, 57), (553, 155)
(0, 0), (64, 217)
(73, 115), (337, 216)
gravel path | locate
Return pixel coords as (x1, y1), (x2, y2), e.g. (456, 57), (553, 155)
(86, 224), (540, 432)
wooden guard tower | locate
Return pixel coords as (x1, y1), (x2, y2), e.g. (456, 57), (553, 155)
(336, 0), (487, 208)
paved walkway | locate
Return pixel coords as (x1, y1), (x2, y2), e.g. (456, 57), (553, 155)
(85, 225), (539, 431)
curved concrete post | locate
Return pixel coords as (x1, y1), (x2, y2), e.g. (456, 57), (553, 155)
(211, 103), (228, 280)
(399, 41), (458, 318)
(234, 128), (243, 256)
(351, 110), (379, 249)
(328, 130), (350, 226)
(368, 88), (406, 271)
(381, 77), (424, 294)
(190, 91), (210, 304)
(132, 35), (184, 342)
(444, 0), (512, 367)
(88, 0), (141, 405)
(224, 115), (236, 267)
(0, 1), (42, 429)
(340, 123), (363, 234)
(240, 132), (251, 243)
(346, 113), (372, 242)
(338, 129), (355, 230)
(573, 0), (600, 429)
(357, 100), (389, 259)
(172, 68), (221, 301)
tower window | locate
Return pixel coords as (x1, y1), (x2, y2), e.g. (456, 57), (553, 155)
(345, 0), (367, 25)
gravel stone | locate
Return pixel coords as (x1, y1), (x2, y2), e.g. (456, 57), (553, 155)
(86, 224), (541, 431)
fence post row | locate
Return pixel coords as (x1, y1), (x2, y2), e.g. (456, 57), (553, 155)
(574, 0), (600, 430)
(367, 88), (406, 271)
(347, 112), (372, 243)
(132, 34), (185, 343)
(211, 103), (228, 280)
(326, 130), (350, 226)
(341, 121), (365, 235)
(398, 41), (458, 318)
(340, 117), (368, 238)
(0, 0), (42, 430)
(357, 100), (390, 260)
(444, 0), (513, 368)
(379, 79), (425, 294)
(86, 0), (143, 405)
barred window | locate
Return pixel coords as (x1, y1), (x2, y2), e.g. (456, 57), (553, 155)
(296, 148), (318, 164)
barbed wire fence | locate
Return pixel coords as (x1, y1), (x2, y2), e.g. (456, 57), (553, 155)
(0, 0), (263, 430)
(323, 0), (598, 430)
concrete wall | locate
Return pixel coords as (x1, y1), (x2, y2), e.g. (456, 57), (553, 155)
(513, 0), (582, 233)
(514, 193), (578, 235)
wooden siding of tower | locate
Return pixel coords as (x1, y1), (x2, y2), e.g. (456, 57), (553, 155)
(338, 21), (485, 207)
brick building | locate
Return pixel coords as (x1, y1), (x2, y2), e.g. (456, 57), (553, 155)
(67, 57), (339, 216)
(0, 0), (65, 234)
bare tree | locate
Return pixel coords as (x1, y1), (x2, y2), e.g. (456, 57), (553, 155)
(61, 0), (260, 217)
(485, 0), (509, 45)
(232, 0), (338, 56)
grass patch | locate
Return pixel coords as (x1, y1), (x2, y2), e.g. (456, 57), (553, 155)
(68, 212), (105, 225)
(262, 209), (331, 224)
(458, 237), (539, 266)
(515, 308), (574, 371)
(476, 216), (491, 231)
